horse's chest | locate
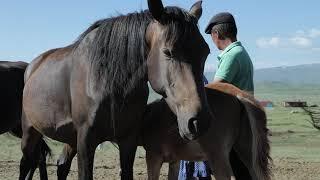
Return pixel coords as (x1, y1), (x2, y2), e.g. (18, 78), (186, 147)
(92, 94), (148, 139)
(161, 140), (207, 162)
(144, 132), (207, 162)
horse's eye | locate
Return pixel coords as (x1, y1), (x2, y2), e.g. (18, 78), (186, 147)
(163, 49), (172, 58)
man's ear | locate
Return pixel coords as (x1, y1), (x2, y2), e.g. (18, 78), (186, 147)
(213, 30), (224, 40)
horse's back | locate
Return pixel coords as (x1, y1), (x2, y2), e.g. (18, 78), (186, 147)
(24, 47), (69, 82)
(0, 61), (28, 70)
(206, 82), (262, 109)
(0, 61), (28, 84)
(205, 85), (241, 114)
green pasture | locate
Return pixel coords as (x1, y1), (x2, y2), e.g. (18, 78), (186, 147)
(0, 83), (319, 174)
(255, 83), (320, 162)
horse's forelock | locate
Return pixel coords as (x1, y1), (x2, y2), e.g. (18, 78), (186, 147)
(161, 7), (199, 47)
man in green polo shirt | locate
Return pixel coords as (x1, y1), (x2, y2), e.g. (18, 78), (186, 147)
(205, 12), (254, 179)
(207, 12), (254, 93)
(215, 41), (254, 93)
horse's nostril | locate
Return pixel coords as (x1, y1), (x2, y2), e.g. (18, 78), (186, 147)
(158, 90), (167, 98)
(188, 118), (199, 135)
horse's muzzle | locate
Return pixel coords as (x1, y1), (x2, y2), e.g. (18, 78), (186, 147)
(184, 115), (211, 141)
(177, 117), (201, 141)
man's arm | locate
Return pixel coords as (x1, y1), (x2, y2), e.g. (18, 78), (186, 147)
(213, 77), (228, 83)
(214, 54), (239, 83)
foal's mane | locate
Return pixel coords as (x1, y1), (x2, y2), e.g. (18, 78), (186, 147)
(71, 6), (198, 98)
(206, 82), (264, 111)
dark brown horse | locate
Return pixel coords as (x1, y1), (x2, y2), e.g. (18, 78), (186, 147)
(0, 61), (51, 180)
(142, 83), (271, 180)
(20, 0), (212, 179)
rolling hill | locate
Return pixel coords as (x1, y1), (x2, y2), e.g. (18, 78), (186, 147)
(204, 63), (320, 85)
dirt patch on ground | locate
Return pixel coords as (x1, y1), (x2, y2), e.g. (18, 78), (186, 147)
(1, 150), (319, 180)
(271, 158), (320, 180)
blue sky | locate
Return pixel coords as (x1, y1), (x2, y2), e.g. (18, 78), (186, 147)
(0, 0), (319, 71)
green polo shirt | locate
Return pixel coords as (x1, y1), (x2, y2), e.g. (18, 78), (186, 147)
(215, 41), (254, 92)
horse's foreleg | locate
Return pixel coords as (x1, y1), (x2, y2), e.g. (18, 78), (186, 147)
(77, 126), (96, 180)
(230, 148), (254, 180)
(146, 151), (163, 180)
(19, 156), (35, 180)
(199, 139), (234, 180)
(168, 161), (180, 180)
(119, 138), (138, 180)
(25, 166), (36, 180)
(207, 151), (234, 180)
(38, 156), (48, 180)
(25, 151), (47, 180)
(57, 144), (77, 180)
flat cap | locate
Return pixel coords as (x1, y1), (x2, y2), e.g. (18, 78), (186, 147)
(205, 12), (236, 34)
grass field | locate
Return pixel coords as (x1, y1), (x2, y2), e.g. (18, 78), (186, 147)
(256, 84), (320, 179)
(0, 83), (319, 179)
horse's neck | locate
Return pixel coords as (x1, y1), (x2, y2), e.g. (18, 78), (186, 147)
(74, 19), (150, 100)
(85, 60), (148, 99)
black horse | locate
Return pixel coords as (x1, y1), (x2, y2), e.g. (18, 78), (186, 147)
(0, 61), (51, 180)
(0, 61), (27, 135)
(20, 0), (212, 179)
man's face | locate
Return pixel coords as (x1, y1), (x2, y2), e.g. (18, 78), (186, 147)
(211, 31), (223, 50)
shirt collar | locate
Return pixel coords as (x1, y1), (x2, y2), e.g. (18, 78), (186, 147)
(217, 41), (242, 61)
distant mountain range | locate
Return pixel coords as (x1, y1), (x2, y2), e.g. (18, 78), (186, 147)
(204, 63), (320, 85)
(148, 63), (320, 102)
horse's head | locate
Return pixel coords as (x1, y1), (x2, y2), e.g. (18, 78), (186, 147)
(146, 0), (211, 140)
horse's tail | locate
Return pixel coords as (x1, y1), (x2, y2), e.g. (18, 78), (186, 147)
(9, 123), (52, 159)
(39, 138), (52, 159)
(238, 97), (272, 180)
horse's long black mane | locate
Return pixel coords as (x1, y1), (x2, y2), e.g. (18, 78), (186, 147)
(72, 6), (198, 98)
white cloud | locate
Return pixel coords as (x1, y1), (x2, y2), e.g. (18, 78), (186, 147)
(256, 28), (320, 49)
(295, 28), (320, 39)
(309, 28), (320, 38)
(290, 36), (312, 48)
(256, 37), (281, 48)
(312, 47), (320, 52)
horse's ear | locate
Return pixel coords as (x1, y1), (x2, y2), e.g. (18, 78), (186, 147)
(189, 0), (203, 20)
(148, 0), (164, 22)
